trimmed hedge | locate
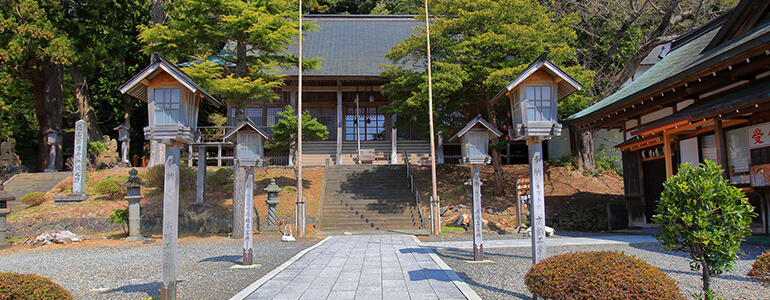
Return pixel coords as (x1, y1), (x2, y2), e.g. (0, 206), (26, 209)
(525, 251), (683, 300)
(0, 272), (73, 300)
(18, 192), (46, 207)
(748, 249), (770, 284)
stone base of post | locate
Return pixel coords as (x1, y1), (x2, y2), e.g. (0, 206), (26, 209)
(53, 193), (88, 206)
(125, 196), (144, 242)
(0, 208), (9, 249)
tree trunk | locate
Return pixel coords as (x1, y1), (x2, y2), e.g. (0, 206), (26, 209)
(485, 98), (505, 196)
(70, 66), (102, 142)
(33, 62), (64, 172)
(151, 0), (164, 25)
(572, 128), (596, 173)
(700, 250), (712, 293)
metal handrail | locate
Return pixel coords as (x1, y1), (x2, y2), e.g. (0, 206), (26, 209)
(403, 150), (426, 229)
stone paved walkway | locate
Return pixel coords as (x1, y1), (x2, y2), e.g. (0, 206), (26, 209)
(232, 235), (480, 300)
(418, 235), (659, 249)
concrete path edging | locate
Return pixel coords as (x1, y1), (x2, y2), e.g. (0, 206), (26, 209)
(416, 235), (660, 250)
(230, 236), (332, 300)
(412, 236), (482, 300)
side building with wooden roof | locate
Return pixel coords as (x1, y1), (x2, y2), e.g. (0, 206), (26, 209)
(564, 0), (770, 232)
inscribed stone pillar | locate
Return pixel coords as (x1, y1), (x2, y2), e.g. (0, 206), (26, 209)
(232, 157), (245, 237)
(73, 120), (87, 194)
(528, 138), (546, 264)
(196, 145), (206, 204)
(471, 164), (483, 261)
(161, 144), (180, 300)
(243, 167), (254, 265)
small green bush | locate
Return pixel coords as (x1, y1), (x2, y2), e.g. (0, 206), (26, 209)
(19, 192), (46, 207)
(525, 251), (684, 300)
(207, 168), (234, 192)
(93, 177), (126, 201)
(748, 250), (770, 284)
(87, 141), (108, 156)
(0, 272), (73, 300)
(145, 164), (196, 191)
(108, 206), (130, 234)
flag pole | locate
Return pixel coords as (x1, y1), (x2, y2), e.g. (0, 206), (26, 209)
(425, 0), (440, 235)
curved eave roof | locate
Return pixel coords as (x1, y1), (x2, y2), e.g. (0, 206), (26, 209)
(119, 54), (222, 107)
(488, 56), (582, 105)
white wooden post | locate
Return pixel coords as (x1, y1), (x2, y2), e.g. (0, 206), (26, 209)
(528, 138), (546, 264)
(161, 143), (180, 300)
(196, 145), (206, 204)
(337, 82), (343, 165)
(471, 164), (483, 260)
(243, 166), (254, 265)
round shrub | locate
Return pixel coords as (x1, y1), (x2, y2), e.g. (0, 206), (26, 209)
(748, 249), (770, 284)
(93, 177), (126, 201)
(525, 251), (683, 300)
(0, 272), (73, 300)
(19, 192), (46, 207)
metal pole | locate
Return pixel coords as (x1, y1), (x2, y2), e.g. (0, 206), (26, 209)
(424, 0), (440, 235)
(296, 0), (305, 237)
(243, 166), (254, 265)
(528, 138), (546, 264)
(471, 164), (483, 261)
(161, 142), (180, 300)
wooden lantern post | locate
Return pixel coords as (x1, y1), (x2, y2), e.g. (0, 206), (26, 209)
(488, 53), (582, 264)
(120, 54), (222, 300)
(449, 116), (502, 261)
(225, 120), (271, 265)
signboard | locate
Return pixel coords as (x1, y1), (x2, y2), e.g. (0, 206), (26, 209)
(748, 122), (770, 149)
(751, 164), (770, 187)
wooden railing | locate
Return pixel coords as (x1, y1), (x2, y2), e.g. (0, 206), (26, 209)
(403, 150), (426, 229)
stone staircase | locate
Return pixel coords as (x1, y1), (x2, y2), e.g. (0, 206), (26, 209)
(319, 164), (424, 231)
(3, 172), (70, 212)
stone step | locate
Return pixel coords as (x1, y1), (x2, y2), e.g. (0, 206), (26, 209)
(321, 207), (420, 215)
(318, 223), (422, 231)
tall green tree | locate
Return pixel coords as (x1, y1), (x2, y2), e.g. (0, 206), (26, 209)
(549, 0), (736, 172)
(1, 0), (75, 171)
(381, 0), (593, 195)
(268, 105), (329, 166)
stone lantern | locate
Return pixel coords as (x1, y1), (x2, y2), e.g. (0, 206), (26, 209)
(448, 115), (502, 261)
(120, 169), (146, 242)
(224, 119), (272, 265)
(114, 124), (131, 165)
(0, 184), (12, 249)
(263, 179), (282, 232)
(488, 53), (582, 265)
(119, 54), (221, 300)
(44, 128), (61, 172)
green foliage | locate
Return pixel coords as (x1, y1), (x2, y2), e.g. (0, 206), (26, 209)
(140, 0), (320, 121)
(267, 105), (329, 153)
(144, 165), (197, 192)
(594, 147), (621, 176)
(653, 160), (756, 293)
(381, 0), (593, 139)
(93, 177), (126, 201)
(108, 206), (130, 234)
(208, 113), (228, 127)
(525, 251), (683, 300)
(441, 224), (466, 234)
(548, 152), (577, 168)
(0, 272), (73, 300)
(207, 168), (234, 193)
(87, 141), (108, 156)
(748, 249), (770, 285)
(19, 192), (46, 207)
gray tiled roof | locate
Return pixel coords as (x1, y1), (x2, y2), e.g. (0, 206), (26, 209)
(281, 15), (424, 77)
(565, 20), (770, 123)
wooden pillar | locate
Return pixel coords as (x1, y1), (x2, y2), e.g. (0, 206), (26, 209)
(471, 164), (483, 261)
(243, 166), (254, 265)
(188, 144), (193, 166)
(714, 119), (729, 179)
(217, 144), (222, 167)
(337, 81), (343, 165)
(528, 138), (546, 264)
(196, 145), (206, 204)
(161, 142), (180, 300)
(664, 132), (673, 178)
(391, 114), (397, 164)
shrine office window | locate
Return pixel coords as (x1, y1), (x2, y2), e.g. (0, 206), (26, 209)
(524, 86), (553, 122)
(154, 88), (181, 125)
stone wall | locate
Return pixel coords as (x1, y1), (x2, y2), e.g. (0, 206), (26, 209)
(8, 211), (233, 238)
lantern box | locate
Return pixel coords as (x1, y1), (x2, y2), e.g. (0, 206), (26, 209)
(119, 54), (222, 144)
(449, 115), (503, 165)
(488, 53), (582, 140)
(224, 119), (273, 168)
(114, 124), (131, 142)
(44, 128), (60, 145)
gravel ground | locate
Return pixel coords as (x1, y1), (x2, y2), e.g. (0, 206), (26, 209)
(0, 236), (319, 300)
(433, 240), (770, 299)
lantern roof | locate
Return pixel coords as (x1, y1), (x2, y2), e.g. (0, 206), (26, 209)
(119, 54), (222, 107)
(488, 53), (582, 106)
(224, 118), (273, 143)
(448, 115), (503, 143)
(113, 124), (130, 131)
(0, 184), (14, 202)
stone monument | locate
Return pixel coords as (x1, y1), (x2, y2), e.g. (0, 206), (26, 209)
(0, 138), (21, 167)
(54, 120), (88, 205)
(0, 183), (12, 248)
(263, 179), (282, 232)
(96, 135), (120, 166)
(120, 169), (146, 242)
